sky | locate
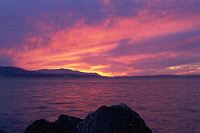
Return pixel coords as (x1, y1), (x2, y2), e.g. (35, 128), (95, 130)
(1, 0), (200, 76)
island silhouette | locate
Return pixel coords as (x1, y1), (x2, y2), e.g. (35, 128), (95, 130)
(0, 66), (101, 78)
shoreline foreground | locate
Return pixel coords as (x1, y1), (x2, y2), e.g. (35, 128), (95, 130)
(1, 103), (152, 133)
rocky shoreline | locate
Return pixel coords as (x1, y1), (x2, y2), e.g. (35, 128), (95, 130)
(1, 103), (152, 133)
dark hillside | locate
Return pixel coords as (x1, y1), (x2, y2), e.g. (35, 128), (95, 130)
(0, 66), (40, 77)
(0, 66), (101, 78)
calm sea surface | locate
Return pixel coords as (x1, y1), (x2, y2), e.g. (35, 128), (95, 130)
(0, 77), (199, 133)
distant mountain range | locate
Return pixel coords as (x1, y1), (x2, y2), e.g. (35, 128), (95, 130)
(0, 66), (101, 78)
(1, 66), (200, 78)
(36, 69), (100, 76)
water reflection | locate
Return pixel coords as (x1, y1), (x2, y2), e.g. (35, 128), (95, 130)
(0, 77), (200, 133)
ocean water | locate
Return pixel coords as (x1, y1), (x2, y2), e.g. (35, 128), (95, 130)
(0, 77), (199, 133)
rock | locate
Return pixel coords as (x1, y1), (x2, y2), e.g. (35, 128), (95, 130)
(53, 114), (83, 133)
(25, 103), (152, 133)
(74, 103), (152, 133)
(0, 130), (8, 133)
(25, 115), (83, 133)
(24, 119), (52, 133)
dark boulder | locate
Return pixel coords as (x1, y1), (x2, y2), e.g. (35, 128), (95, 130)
(0, 130), (8, 133)
(54, 114), (83, 132)
(74, 103), (152, 133)
(25, 115), (83, 133)
(25, 103), (152, 133)
(24, 119), (52, 133)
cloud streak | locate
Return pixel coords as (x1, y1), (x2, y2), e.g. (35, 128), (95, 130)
(1, 0), (200, 76)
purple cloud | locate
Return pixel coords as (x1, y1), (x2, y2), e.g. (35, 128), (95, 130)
(1, 0), (200, 76)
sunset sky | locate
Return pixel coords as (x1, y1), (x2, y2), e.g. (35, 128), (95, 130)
(1, 0), (200, 76)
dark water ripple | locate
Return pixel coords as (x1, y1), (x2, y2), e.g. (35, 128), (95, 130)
(0, 77), (200, 133)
